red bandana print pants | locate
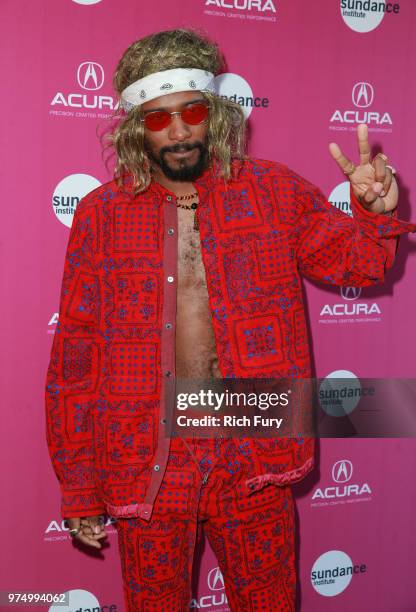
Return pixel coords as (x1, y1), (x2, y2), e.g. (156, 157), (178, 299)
(115, 436), (295, 611)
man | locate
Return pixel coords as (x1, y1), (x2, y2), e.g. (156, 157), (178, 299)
(45, 29), (415, 611)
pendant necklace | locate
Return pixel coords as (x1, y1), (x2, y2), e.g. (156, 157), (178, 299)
(176, 192), (199, 231)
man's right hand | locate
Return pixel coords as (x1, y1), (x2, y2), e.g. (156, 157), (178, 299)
(67, 515), (108, 549)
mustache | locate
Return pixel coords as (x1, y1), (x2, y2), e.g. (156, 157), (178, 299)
(160, 142), (204, 156)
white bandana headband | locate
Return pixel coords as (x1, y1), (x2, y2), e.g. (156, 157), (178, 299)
(120, 68), (216, 112)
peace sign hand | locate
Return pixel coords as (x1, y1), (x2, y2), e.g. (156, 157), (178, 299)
(329, 124), (398, 214)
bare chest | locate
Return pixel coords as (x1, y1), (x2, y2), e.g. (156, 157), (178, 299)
(175, 207), (219, 378)
(177, 208), (207, 288)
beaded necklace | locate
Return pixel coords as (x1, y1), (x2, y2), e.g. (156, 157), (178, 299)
(176, 192), (199, 230)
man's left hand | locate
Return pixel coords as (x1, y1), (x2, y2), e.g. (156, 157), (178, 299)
(329, 124), (398, 214)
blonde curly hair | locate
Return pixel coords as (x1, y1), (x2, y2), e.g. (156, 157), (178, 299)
(106, 29), (247, 193)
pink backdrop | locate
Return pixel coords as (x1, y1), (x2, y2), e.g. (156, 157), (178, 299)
(2, 0), (416, 610)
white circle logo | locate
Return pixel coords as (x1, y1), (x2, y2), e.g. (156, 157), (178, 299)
(319, 370), (361, 416)
(214, 73), (254, 118)
(341, 0), (386, 33)
(77, 62), (105, 90)
(207, 566), (225, 591)
(352, 82), (374, 108)
(340, 286), (362, 300)
(311, 550), (354, 596)
(49, 589), (99, 611)
(332, 459), (353, 483)
(72, 0), (102, 4)
(52, 174), (101, 228)
(328, 181), (351, 217)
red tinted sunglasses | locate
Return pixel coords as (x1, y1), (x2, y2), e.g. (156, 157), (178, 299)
(141, 102), (210, 132)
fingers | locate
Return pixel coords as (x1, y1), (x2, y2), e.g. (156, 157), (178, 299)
(357, 124), (371, 165)
(331, 126), (370, 171)
(76, 525), (107, 549)
(360, 183), (385, 214)
(68, 515), (107, 549)
(330, 127), (397, 211)
(75, 531), (104, 549)
(372, 153), (396, 198)
(80, 523), (107, 538)
(373, 152), (387, 182)
(329, 142), (355, 175)
(381, 166), (393, 197)
(81, 516), (106, 535)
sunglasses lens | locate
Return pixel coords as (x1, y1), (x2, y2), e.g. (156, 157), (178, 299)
(143, 104), (209, 131)
(144, 111), (171, 131)
(181, 103), (209, 125)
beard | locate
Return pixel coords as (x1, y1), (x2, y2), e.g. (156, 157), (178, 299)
(147, 141), (209, 182)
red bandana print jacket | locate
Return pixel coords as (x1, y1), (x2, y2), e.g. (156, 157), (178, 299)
(45, 158), (416, 520)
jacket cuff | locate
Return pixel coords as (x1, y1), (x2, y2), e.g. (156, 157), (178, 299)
(349, 186), (416, 239)
(61, 488), (106, 519)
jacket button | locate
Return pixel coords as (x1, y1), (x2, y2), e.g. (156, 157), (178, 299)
(248, 483), (256, 490)
(165, 323), (172, 329)
(165, 371), (172, 377)
(166, 195), (173, 202)
(167, 228), (174, 235)
(167, 276), (174, 283)
(153, 464), (160, 471)
(161, 418), (166, 424)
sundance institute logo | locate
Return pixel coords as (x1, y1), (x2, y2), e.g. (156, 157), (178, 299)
(48, 589), (116, 611)
(311, 551), (367, 597)
(213, 73), (269, 118)
(341, 0), (400, 33)
(52, 174), (101, 227)
(319, 370), (362, 416)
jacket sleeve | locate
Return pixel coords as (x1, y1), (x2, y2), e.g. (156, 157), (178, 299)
(288, 169), (416, 286)
(45, 199), (105, 518)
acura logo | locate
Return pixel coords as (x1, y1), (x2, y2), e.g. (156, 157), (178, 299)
(332, 460), (353, 483)
(77, 62), (105, 91)
(352, 82), (374, 108)
(341, 286), (362, 301)
(207, 567), (225, 591)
